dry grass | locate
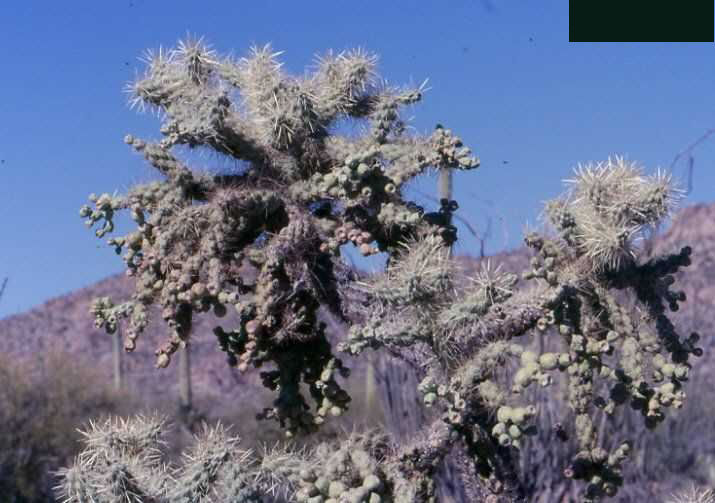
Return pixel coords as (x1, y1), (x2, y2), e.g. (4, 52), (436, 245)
(0, 342), (143, 501)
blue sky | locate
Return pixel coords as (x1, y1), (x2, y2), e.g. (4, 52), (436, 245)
(1, 0), (715, 318)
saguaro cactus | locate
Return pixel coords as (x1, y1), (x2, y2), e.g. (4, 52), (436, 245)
(0, 277), (7, 304)
(178, 344), (192, 413)
(438, 160), (454, 257)
(73, 37), (699, 502)
(112, 324), (122, 391)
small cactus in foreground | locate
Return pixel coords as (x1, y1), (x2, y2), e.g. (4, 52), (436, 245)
(72, 36), (702, 502)
(54, 414), (297, 502)
(55, 415), (415, 503)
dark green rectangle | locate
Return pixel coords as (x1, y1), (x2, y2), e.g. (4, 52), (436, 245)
(570, 0), (714, 42)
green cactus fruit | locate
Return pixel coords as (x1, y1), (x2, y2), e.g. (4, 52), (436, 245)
(539, 352), (558, 370)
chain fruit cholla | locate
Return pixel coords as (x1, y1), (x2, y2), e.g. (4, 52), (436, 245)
(68, 37), (699, 502)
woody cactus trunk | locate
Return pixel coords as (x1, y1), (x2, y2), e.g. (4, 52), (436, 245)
(66, 37), (700, 502)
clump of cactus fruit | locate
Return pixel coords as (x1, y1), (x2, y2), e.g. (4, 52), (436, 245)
(70, 36), (701, 502)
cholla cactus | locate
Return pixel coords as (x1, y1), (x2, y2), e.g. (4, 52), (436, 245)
(544, 157), (680, 273)
(60, 413), (475, 503)
(75, 37), (700, 502)
(56, 414), (432, 503)
(341, 159), (696, 501)
(54, 414), (308, 502)
(80, 37), (477, 437)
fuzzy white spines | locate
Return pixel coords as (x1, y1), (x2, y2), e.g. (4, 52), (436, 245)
(555, 157), (682, 273)
(668, 485), (715, 503)
(356, 234), (453, 307)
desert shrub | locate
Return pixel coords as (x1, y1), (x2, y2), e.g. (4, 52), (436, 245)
(66, 37), (700, 502)
(0, 344), (141, 502)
